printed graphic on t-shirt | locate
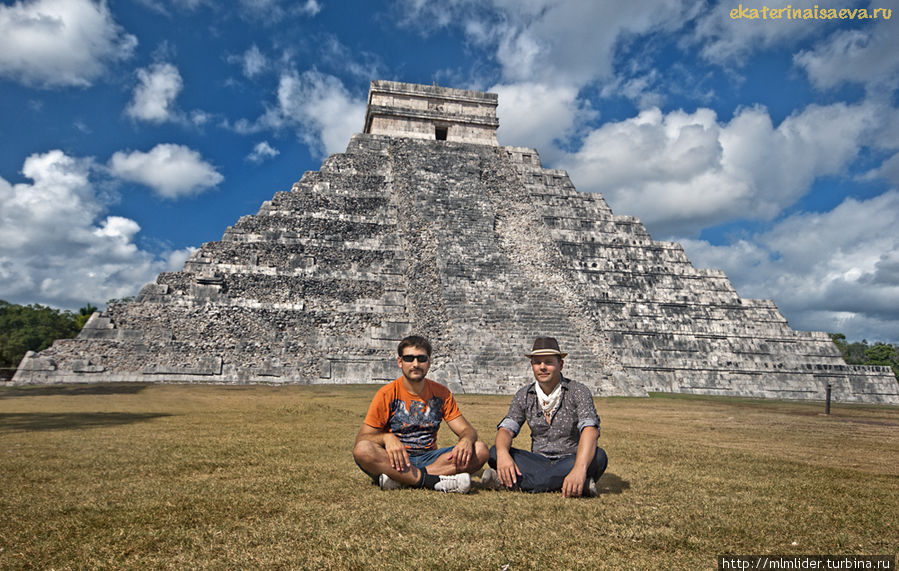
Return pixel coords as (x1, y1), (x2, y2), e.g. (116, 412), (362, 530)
(389, 396), (445, 452)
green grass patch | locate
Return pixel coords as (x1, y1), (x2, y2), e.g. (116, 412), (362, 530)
(1, 383), (896, 569)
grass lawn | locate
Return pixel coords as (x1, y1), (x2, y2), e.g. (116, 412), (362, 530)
(0, 383), (896, 570)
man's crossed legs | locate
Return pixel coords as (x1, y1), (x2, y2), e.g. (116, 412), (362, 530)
(354, 440), (489, 493)
(486, 446), (608, 494)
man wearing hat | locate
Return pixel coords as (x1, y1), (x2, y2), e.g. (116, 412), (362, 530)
(483, 337), (608, 497)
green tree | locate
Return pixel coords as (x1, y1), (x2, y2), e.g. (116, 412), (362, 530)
(0, 300), (82, 369)
(75, 303), (99, 329)
(845, 340), (870, 364)
(865, 343), (899, 379)
(829, 333), (848, 358)
(831, 333), (899, 380)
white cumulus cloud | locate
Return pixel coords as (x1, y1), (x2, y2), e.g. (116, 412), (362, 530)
(691, 0), (848, 65)
(299, 0), (321, 16)
(794, 17), (899, 93)
(558, 101), (882, 237)
(239, 70), (365, 157)
(863, 152), (899, 186)
(125, 62), (184, 123)
(400, 0), (695, 87)
(108, 144), (224, 199)
(0, 150), (190, 309)
(681, 190), (899, 343)
(493, 82), (595, 163)
(238, 44), (267, 78)
(238, 0), (321, 22)
(0, 0), (137, 88)
(247, 141), (279, 163)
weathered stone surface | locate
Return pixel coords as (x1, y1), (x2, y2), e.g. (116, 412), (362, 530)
(12, 81), (898, 403)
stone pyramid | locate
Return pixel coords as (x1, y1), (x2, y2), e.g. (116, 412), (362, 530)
(14, 80), (898, 403)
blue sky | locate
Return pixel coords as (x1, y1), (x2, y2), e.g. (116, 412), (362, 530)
(1, 0), (897, 343)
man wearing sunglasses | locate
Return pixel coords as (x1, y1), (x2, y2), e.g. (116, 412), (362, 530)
(353, 335), (488, 493)
(482, 337), (608, 497)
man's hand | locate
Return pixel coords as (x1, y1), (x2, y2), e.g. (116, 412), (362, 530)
(493, 427), (520, 488)
(447, 436), (474, 469)
(383, 432), (411, 472)
(496, 454), (521, 488)
(561, 425), (599, 497)
(561, 468), (587, 498)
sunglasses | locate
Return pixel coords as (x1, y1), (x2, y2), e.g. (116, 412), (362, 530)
(400, 354), (430, 363)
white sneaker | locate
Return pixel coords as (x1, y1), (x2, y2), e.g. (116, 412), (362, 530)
(434, 472), (471, 493)
(586, 477), (598, 497)
(480, 467), (501, 490)
(379, 474), (402, 490)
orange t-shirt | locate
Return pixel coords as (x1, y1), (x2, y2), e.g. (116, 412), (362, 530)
(364, 377), (461, 453)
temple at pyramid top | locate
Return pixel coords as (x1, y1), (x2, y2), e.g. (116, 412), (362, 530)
(363, 80), (499, 145)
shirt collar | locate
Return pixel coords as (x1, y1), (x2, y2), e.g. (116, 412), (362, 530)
(526, 375), (570, 394)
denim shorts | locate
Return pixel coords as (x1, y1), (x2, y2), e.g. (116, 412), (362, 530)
(409, 446), (454, 469)
(356, 445), (454, 482)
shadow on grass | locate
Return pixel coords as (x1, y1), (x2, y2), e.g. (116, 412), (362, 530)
(0, 383), (150, 399)
(0, 412), (171, 432)
(597, 472), (630, 494)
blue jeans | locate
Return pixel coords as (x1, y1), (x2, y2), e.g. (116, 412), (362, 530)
(488, 445), (608, 493)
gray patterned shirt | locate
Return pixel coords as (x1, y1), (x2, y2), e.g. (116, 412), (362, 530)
(497, 376), (600, 458)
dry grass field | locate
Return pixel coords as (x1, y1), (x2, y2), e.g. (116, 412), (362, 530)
(0, 383), (896, 570)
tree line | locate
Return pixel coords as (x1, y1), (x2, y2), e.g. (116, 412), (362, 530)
(0, 300), (96, 369)
(2, 299), (897, 381)
(829, 333), (899, 379)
